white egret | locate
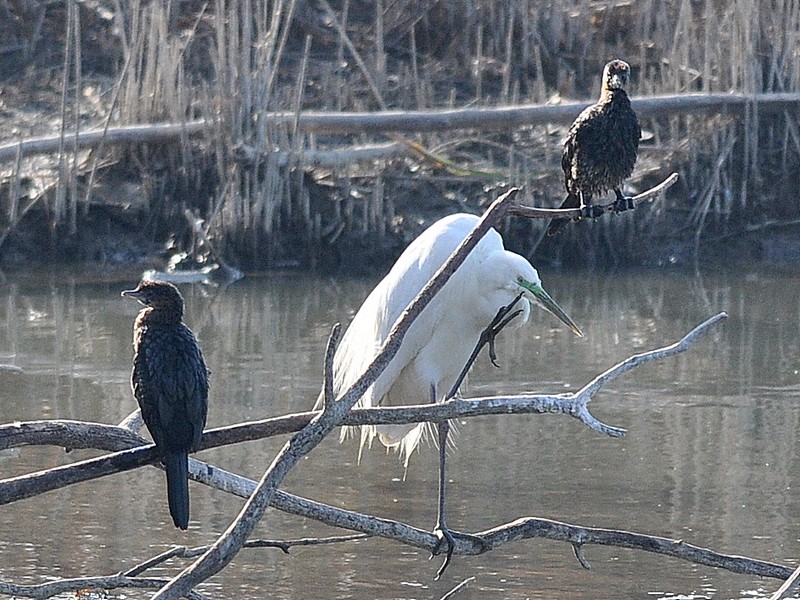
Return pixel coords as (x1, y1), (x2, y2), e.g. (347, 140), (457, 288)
(319, 213), (582, 574)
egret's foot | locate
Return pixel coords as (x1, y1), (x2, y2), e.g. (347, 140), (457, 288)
(483, 295), (524, 367)
(431, 526), (489, 579)
(579, 204), (605, 220)
(613, 196), (635, 213)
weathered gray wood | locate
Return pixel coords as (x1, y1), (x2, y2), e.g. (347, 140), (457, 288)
(0, 309), (725, 506)
(1, 93), (797, 163)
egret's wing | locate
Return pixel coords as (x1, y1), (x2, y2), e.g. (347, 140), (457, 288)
(330, 214), (485, 409)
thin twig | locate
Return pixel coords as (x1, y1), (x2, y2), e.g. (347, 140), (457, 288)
(439, 576), (476, 600)
(510, 172), (679, 220)
(123, 534), (369, 576)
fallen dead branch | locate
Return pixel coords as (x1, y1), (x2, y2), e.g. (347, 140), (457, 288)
(270, 93), (800, 134)
(2, 94), (798, 163)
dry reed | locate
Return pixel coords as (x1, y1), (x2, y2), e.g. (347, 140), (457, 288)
(0, 0), (798, 267)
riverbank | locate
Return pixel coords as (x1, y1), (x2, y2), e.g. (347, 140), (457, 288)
(0, 1), (798, 273)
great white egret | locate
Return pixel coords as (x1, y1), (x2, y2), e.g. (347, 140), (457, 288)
(122, 280), (209, 530)
(548, 59), (641, 235)
(320, 213), (582, 574)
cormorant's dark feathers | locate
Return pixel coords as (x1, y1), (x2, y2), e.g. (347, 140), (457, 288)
(123, 280), (208, 530)
(547, 59), (641, 236)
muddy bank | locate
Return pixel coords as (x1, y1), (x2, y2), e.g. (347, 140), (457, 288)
(0, 1), (798, 274)
(1, 167), (796, 277)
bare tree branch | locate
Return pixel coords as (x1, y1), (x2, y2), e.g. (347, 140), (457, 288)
(0, 419), (143, 452)
(3, 94), (798, 163)
(0, 312), (726, 505)
(117, 409), (144, 432)
(321, 324), (341, 411)
(472, 517), (793, 579)
(578, 311), (727, 398)
(509, 172), (679, 220)
(770, 563), (800, 599)
(0, 575), (209, 600)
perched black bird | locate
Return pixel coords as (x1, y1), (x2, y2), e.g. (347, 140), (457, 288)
(547, 59), (641, 236)
(122, 280), (208, 530)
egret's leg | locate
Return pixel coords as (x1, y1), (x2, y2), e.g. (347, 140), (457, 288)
(430, 298), (524, 579)
(431, 412), (457, 579)
(447, 293), (525, 399)
(484, 294), (526, 367)
(430, 382), (453, 551)
(431, 406), (489, 580)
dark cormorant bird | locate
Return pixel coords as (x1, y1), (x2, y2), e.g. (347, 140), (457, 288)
(547, 59), (641, 236)
(122, 280), (208, 530)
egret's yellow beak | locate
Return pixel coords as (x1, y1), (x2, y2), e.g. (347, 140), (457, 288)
(518, 278), (583, 337)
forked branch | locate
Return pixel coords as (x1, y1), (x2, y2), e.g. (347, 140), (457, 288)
(0, 313), (726, 505)
(1, 309), (785, 598)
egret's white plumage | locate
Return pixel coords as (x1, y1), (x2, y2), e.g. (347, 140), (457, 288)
(320, 213), (582, 467)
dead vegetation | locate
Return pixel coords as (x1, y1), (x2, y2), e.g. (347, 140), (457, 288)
(0, 0), (798, 270)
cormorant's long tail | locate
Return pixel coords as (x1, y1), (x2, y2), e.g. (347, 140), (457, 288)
(546, 192), (580, 236)
(165, 451), (190, 530)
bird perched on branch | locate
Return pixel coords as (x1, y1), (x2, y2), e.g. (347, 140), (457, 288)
(318, 213), (582, 573)
(547, 59), (641, 236)
(122, 280), (208, 530)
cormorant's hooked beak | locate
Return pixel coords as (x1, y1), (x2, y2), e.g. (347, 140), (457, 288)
(121, 288), (144, 303)
(518, 278), (583, 337)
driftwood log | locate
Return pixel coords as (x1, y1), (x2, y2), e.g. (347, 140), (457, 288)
(1, 94), (798, 164)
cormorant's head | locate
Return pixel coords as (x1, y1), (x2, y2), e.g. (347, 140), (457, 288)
(122, 280), (184, 318)
(603, 59), (631, 91)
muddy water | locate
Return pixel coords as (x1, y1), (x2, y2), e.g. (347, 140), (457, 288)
(1, 266), (800, 599)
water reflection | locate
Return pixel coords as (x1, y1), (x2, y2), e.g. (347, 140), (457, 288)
(1, 265), (800, 599)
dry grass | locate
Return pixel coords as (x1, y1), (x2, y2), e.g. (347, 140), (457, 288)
(0, 0), (798, 267)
